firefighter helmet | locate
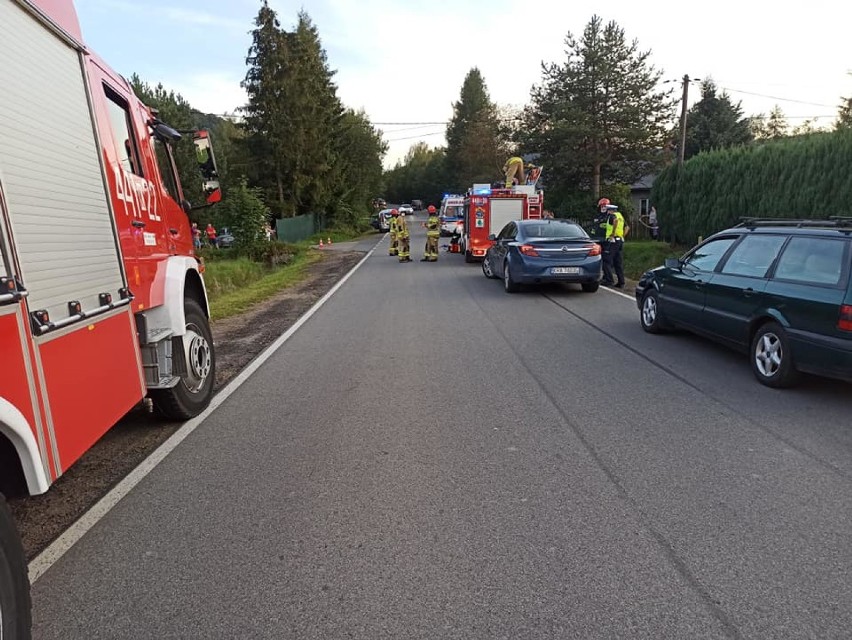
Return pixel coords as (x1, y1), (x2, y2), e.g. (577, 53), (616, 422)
(597, 198), (610, 207)
(427, 205), (436, 214)
(390, 208), (399, 216)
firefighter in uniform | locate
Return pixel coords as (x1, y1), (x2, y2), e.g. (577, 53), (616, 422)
(397, 210), (411, 262)
(503, 156), (526, 188)
(601, 201), (626, 288)
(421, 205), (440, 261)
(388, 208), (400, 256)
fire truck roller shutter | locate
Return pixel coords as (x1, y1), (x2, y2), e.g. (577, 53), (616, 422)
(490, 199), (524, 235)
(0, 397), (51, 496)
(0, 0), (125, 323)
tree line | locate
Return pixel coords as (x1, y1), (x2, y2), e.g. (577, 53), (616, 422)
(132, 1), (387, 246)
(385, 15), (852, 221)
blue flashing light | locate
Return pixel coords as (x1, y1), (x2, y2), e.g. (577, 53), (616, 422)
(473, 188), (491, 195)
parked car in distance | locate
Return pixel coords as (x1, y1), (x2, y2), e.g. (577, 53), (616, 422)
(399, 204), (414, 216)
(373, 208), (394, 232)
(482, 219), (603, 293)
(636, 218), (852, 387)
(217, 227), (235, 248)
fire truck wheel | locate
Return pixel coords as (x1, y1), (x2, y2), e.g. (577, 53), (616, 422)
(464, 250), (474, 264)
(152, 298), (216, 420)
(0, 494), (31, 640)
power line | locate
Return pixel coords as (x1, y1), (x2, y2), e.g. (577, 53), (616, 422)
(373, 121), (447, 125)
(720, 87), (837, 109)
(384, 131), (446, 142)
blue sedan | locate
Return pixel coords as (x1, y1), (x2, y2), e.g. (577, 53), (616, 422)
(482, 219), (603, 293)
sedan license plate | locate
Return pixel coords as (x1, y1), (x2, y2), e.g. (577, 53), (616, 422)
(551, 267), (580, 275)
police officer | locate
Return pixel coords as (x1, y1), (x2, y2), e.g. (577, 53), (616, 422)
(601, 202), (626, 288)
(397, 210), (411, 262)
(421, 205), (440, 262)
(388, 208), (400, 256)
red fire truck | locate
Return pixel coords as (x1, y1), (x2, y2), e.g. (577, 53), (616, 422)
(0, 1), (222, 632)
(461, 185), (544, 263)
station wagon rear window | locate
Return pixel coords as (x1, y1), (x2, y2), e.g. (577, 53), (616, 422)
(773, 237), (848, 287)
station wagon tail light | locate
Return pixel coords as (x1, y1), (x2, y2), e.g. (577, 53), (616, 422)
(519, 244), (539, 257)
(587, 243), (602, 256)
(839, 305), (852, 332)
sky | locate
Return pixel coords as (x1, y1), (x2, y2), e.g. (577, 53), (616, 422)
(74, 0), (851, 168)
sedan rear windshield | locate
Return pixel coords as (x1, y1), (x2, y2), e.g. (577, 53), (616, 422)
(523, 222), (587, 239)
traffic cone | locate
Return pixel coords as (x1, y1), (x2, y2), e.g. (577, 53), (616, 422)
(319, 238), (324, 249)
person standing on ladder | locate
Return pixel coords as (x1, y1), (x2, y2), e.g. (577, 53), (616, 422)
(503, 156), (528, 188)
(421, 205), (440, 262)
(397, 211), (411, 262)
(601, 203), (627, 288)
(388, 208), (400, 256)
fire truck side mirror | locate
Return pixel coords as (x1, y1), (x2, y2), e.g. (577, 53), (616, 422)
(193, 131), (222, 207)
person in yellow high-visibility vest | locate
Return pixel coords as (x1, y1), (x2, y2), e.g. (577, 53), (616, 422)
(420, 205), (440, 261)
(601, 204), (626, 288)
(397, 211), (411, 262)
(503, 156), (527, 188)
(388, 209), (400, 256)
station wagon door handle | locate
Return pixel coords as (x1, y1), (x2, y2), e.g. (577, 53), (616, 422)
(742, 287), (754, 297)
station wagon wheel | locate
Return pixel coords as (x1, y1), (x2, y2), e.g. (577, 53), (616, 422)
(751, 322), (799, 388)
(640, 289), (668, 334)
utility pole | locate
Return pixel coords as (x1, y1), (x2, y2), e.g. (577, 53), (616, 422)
(678, 74), (690, 165)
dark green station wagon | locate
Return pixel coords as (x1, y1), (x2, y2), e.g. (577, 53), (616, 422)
(635, 218), (852, 387)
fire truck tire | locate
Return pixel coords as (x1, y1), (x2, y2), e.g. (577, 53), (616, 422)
(464, 250), (474, 264)
(0, 494), (31, 640)
(151, 298), (216, 420)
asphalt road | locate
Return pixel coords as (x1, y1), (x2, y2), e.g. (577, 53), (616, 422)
(31, 217), (852, 639)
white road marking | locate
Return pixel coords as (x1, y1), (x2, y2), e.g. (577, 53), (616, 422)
(28, 239), (383, 584)
(601, 286), (636, 302)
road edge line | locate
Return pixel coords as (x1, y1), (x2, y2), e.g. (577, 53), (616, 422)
(28, 239), (381, 584)
(600, 286), (635, 302)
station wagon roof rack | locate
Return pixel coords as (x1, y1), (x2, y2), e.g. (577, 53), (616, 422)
(737, 217), (852, 229)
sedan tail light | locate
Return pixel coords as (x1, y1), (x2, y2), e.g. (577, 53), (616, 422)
(519, 244), (539, 257)
(839, 305), (852, 332)
(587, 243), (602, 256)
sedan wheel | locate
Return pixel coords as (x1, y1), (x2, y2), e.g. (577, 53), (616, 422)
(751, 322), (799, 388)
(503, 261), (519, 293)
(482, 257), (496, 279)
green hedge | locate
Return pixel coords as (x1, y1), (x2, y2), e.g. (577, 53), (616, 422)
(652, 129), (852, 243)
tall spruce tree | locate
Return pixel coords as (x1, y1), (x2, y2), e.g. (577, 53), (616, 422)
(522, 15), (675, 199)
(445, 69), (511, 189)
(241, 2), (289, 211)
(684, 79), (752, 158)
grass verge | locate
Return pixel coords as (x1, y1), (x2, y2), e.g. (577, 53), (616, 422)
(204, 250), (323, 321)
(623, 240), (686, 280)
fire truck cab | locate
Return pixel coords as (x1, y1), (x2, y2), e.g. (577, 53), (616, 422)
(0, 1), (223, 630)
(461, 184), (544, 263)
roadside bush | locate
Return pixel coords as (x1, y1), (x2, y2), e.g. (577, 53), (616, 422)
(238, 240), (300, 267)
(652, 128), (852, 242)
